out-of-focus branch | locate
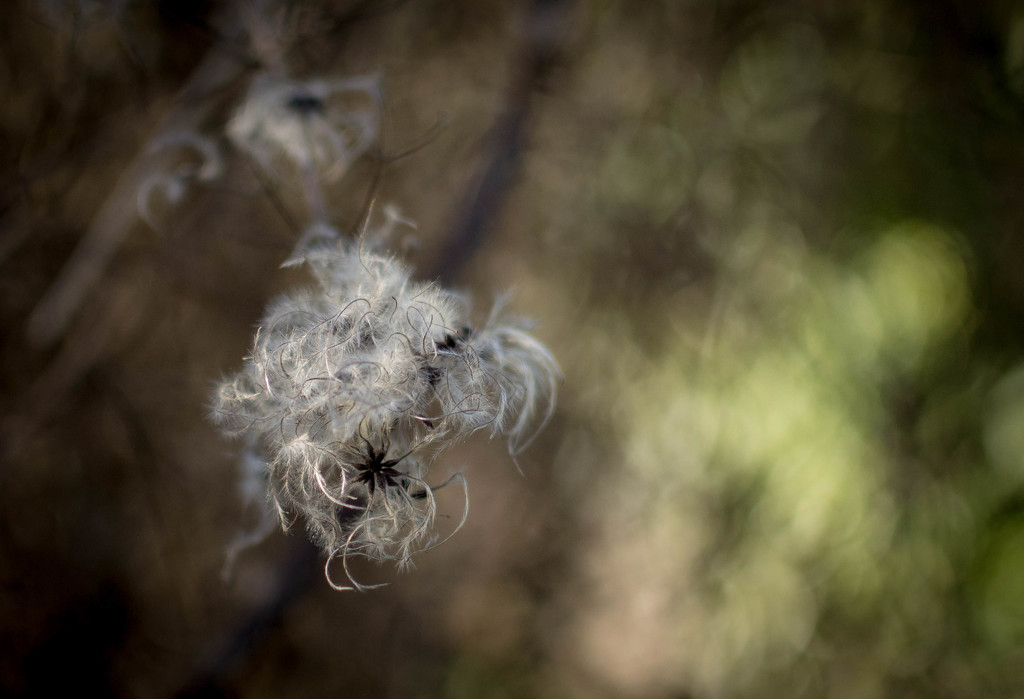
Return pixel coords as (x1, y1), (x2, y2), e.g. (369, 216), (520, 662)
(25, 46), (245, 348)
(428, 0), (573, 285)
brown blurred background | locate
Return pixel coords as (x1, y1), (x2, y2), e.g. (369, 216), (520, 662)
(4, 0), (1024, 696)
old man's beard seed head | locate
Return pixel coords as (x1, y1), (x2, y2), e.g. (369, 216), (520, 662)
(212, 234), (559, 589)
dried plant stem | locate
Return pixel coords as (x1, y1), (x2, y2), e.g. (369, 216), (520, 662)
(27, 48), (243, 348)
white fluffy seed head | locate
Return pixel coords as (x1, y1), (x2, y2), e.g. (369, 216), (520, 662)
(212, 228), (559, 588)
(227, 73), (381, 182)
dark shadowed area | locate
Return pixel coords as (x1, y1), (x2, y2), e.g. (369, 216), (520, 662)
(3, 0), (1024, 697)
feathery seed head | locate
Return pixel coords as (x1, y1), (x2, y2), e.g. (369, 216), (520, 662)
(213, 226), (558, 588)
(227, 73), (381, 182)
